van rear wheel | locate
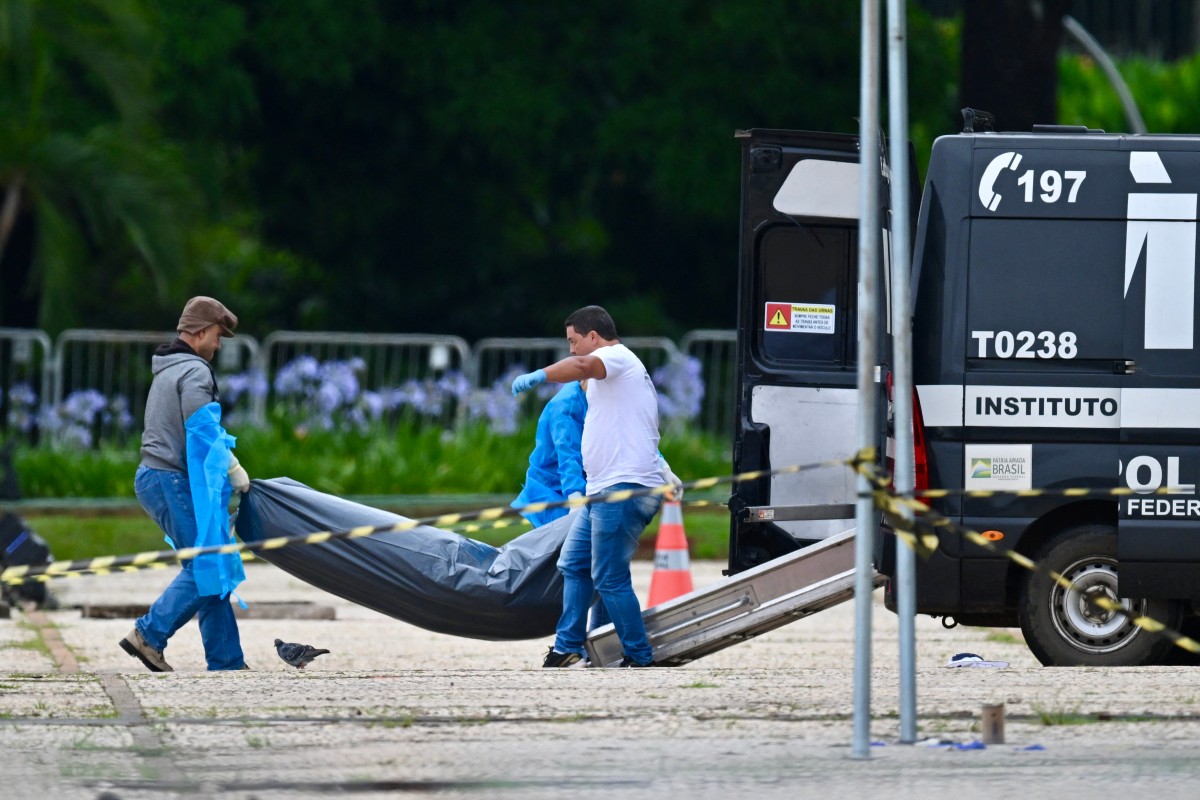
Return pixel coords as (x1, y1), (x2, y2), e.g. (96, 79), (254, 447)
(1018, 525), (1182, 666)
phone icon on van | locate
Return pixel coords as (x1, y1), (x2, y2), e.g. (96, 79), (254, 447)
(978, 152), (1023, 211)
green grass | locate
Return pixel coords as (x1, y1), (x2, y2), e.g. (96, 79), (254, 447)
(1033, 703), (1093, 726)
(11, 420), (735, 561)
(9, 420), (731, 498)
(27, 514), (168, 561)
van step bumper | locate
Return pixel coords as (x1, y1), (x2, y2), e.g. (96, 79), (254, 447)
(585, 528), (883, 667)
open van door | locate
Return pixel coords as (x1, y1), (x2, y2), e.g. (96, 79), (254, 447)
(728, 129), (896, 574)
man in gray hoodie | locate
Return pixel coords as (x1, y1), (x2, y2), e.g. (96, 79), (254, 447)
(120, 297), (252, 671)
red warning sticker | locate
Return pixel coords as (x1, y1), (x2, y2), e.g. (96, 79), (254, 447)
(765, 303), (792, 330)
(763, 301), (837, 334)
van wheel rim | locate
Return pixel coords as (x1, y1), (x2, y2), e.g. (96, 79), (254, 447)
(1049, 556), (1141, 655)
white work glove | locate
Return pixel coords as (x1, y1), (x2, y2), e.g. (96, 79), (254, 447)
(659, 456), (683, 502)
(566, 491), (585, 517)
(228, 453), (251, 494)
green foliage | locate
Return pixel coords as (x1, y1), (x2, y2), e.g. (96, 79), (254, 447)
(1032, 702), (1093, 727)
(151, 0), (960, 339)
(27, 513), (165, 561)
(10, 421), (731, 498)
(0, 0), (199, 333)
(237, 419), (535, 496)
(12, 417), (733, 560)
(14, 445), (140, 498)
(26, 0), (1182, 343)
(1060, 52), (1200, 133)
(903, 15), (963, 176)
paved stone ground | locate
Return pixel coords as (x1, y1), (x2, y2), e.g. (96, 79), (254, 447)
(3, 559), (1200, 799)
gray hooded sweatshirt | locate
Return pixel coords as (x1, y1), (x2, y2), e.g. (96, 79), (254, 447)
(140, 345), (219, 474)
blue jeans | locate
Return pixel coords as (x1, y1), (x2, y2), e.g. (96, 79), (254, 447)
(555, 483), (662, 665)
(134, 466), (245, 670)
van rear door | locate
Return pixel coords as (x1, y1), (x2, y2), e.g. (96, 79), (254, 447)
(728, 129), (892, 573)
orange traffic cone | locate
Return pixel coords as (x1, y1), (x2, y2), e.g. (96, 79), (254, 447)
(647, 500), (693, 607)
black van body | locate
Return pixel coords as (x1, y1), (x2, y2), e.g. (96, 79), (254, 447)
(731, 125), (1200, 667)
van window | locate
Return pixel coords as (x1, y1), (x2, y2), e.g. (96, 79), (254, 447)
(754, 224), (855, 365)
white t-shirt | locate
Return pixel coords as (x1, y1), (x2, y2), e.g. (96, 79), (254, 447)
(582, 343), (662, 494)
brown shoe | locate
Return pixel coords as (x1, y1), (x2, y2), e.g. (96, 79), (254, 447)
(120, 628), (173, 672)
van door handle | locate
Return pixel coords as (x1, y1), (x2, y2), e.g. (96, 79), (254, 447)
(1114, 360), (1136, 374)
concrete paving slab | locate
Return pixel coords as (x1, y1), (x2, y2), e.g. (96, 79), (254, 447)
(2, 560), (1200, 799)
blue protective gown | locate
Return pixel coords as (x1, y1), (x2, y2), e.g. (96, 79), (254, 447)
(512, 382), (587, 527)
(184, 402), (246, 598)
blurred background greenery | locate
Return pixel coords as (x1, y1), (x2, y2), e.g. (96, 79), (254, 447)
(6, 0), (1198, 343)
(6, 0), (1200, 558)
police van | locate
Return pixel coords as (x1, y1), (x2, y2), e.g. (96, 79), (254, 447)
(729, 117), (1200, 666)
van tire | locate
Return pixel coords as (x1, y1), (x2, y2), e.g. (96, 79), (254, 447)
(1018, 524), (1182, 666)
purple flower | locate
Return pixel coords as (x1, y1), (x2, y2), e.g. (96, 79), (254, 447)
(5, 382), (38, 433)
(463, 368), (523, 435)
(315, 381), (342, 414)
(274, 355), (321, 397)
(361, 390), (386, 420)
(222, 368), (268, 404)
(436, 371), (471, 400)
(318, 360), (362, 406)
(63, 389), (107, 425)
(653, 357), (705, 424)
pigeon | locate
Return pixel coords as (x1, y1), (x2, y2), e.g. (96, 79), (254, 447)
(274, 638), (330, 669)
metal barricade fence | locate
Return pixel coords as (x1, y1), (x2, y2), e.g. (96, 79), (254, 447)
(468, 338), (682, 384)
(469, 337), (571, 425)
(256, 331), (472, 430)
(0, 328), (53, 442)
(680, 329), (737, 437)
(3, 328), (732, 444)
(622, 336), (683, 376)
(470, 338), (570, 388)
(50, 330), (260, 443)
(468, 336), (687, 428)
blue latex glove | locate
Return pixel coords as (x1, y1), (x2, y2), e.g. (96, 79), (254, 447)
(511, 369), (547, 396)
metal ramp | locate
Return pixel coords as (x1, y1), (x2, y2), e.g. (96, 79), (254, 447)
(585, 528), (882, 667)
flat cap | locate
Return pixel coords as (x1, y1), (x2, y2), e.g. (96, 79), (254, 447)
(177, 296), (238, 338)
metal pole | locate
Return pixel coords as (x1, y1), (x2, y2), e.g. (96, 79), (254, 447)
(1062, 15), (1147, 134)
(886, 0), (917, 746)
(852, 0), (881, 761)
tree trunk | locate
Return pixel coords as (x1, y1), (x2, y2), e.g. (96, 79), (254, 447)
(960, 0), (1071, 133)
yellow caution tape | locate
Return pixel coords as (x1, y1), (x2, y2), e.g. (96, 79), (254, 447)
(855, 457), (1200, 656)
(1, 456), (854, 587)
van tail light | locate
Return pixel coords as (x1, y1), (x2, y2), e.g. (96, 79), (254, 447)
(884, 372), (930, 493)
(910, 388), (930, 493)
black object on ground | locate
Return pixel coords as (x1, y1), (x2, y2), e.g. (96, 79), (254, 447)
(236, 478), (570, 640)
(0, 511), (51, 606)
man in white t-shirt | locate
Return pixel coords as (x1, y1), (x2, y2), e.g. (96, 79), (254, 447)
(512, 305), (675, 667)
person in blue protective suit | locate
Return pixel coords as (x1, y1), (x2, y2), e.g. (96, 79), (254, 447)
(119, 297), (251, 672)
(511, 380), (588, 528)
